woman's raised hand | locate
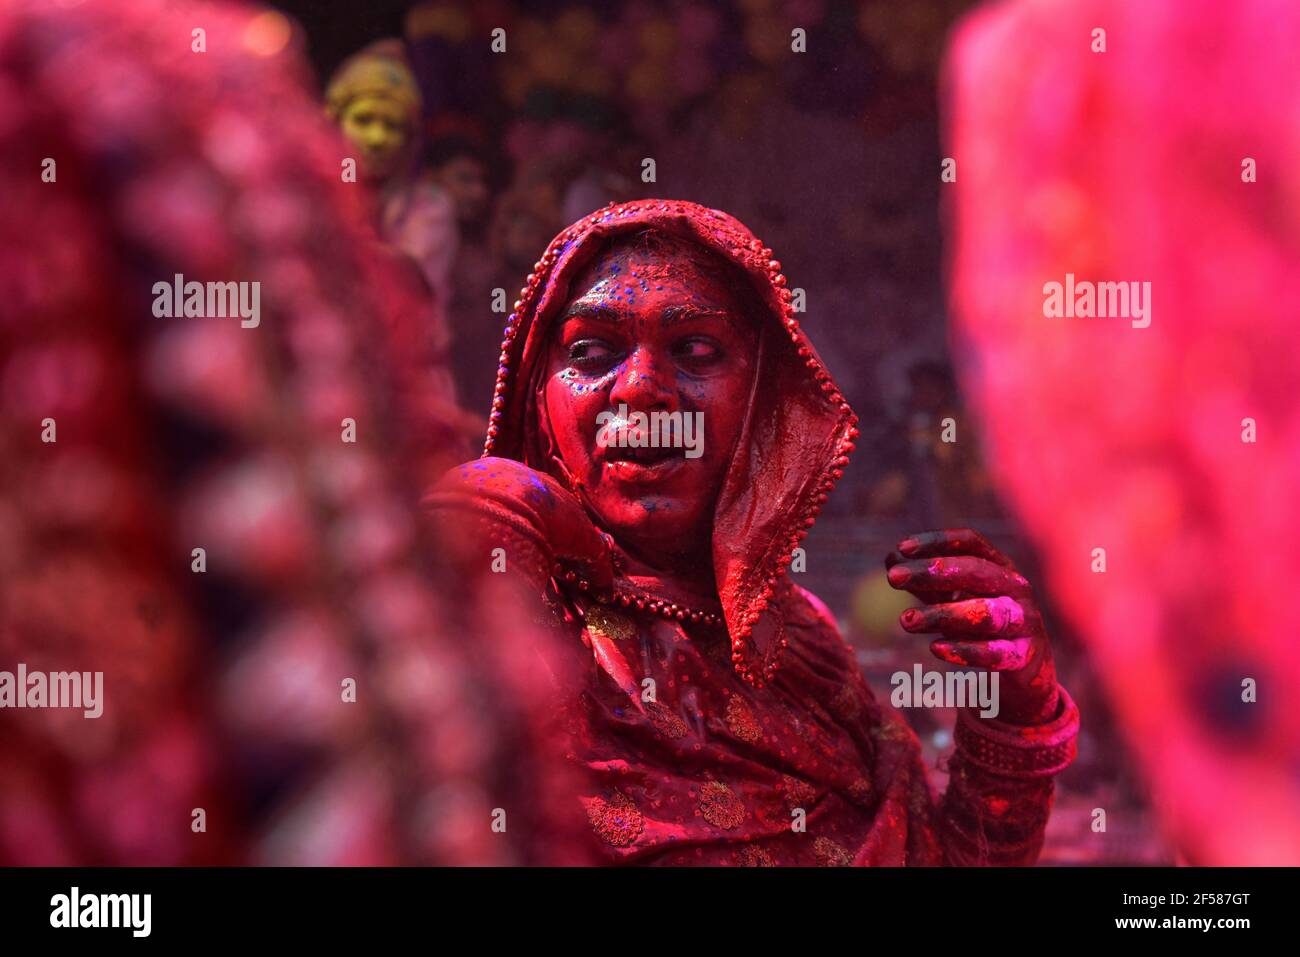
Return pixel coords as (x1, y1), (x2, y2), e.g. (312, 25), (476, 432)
(885, 528), (1059, 725)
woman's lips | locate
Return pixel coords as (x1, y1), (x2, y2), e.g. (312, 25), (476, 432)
(600, 446), (687, 483)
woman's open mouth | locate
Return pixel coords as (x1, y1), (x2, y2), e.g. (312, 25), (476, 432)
(601, 444), (687, 482)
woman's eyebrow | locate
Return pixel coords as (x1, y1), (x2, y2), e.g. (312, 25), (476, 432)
(559, 301), (621, 325)
(661, 304), (739, 328)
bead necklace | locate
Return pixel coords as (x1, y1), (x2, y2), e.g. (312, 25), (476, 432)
(552, 562), (724, 627)
(552, 561), (792, 688)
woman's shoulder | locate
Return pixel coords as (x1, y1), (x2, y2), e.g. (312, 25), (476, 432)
(777, 579), (858, 675)
(787, 582), (838, 631)
(424, 457), (570, 519)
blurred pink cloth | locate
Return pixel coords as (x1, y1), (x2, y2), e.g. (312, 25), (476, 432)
(0, 0), (581, 866)
(945, 0), (1300, 863)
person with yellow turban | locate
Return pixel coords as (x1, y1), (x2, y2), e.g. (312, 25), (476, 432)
(325, 40), (460, 419)
(326, 39), (423, 182)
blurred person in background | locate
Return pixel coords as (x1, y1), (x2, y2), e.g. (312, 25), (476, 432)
(424, 135), (492, 239)
(325, 37), (459, 411)
(423, 134), (505, 416)
(867, 359), (1000, 526)
(450, 177), (565, 417)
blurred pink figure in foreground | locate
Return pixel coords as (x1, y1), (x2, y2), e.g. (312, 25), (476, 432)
(0, 0), (583, 865)
(945, 0), (1300, 863)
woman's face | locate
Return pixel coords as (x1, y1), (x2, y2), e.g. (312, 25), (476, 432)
(542, 239), (758, 567)
(339, 94), (409, 181)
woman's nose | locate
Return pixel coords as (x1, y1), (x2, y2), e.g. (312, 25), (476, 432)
(609, 346), (676, 411)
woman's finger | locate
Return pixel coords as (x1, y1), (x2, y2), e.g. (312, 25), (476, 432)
(900, 596), (1026, 637)
(895, 528), (1016, 567)
(929, 636), (1032, 671)
(887, 557), (1032, 598)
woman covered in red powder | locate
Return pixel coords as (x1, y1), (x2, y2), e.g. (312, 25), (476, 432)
(428, 199), (1080, 865)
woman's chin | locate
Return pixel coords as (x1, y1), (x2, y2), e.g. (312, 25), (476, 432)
(595, 501), (706, 556)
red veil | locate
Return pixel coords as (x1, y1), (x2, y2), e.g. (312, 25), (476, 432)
(483, 199), (860, 686)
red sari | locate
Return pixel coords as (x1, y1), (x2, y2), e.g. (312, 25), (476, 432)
(430, 199), (1079, 865)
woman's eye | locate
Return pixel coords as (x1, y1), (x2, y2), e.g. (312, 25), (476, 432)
(673, 337), (722, 364)
(567, 339), (618, 366)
